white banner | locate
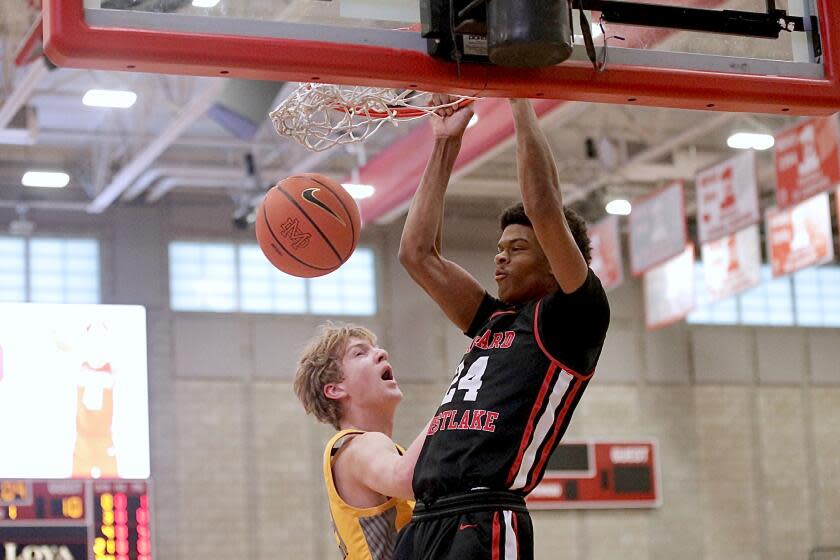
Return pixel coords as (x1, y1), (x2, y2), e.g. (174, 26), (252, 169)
(643, 245), (695, 330)
(700, 225), (761, 302)
(696, 151), (760, 243)
(766, 192), (835, 277)
(629, 181), (687, 276)
(588, 215), (624, 291)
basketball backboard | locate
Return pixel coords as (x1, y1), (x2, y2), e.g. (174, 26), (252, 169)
(42, 0), (840, 115)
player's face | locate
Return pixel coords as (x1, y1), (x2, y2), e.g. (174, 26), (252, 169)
(494, 224), (557, 304)
(338, 337), (402, 407)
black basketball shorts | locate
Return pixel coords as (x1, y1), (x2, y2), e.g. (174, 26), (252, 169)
(393, 490), (534, 560)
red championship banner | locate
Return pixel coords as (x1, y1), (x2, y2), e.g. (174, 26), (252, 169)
(696, 151), (760, 243)
(643, 244), (695, 331)
(774, 117), (840, 208)
(700, 225), (761, 302)
(629, 181), (687, 276)
(588, 215), (623, 291)
(766, 192), (834, 277)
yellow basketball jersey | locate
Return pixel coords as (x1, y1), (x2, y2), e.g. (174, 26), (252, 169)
(323, 429), (414, 560)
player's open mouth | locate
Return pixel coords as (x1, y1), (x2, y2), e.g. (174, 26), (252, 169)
(381, 367), (394, 381)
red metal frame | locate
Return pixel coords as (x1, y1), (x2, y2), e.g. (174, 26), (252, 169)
(44, 0), (840, 115)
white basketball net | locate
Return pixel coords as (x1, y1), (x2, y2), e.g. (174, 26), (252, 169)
(270, 83), (475, 152)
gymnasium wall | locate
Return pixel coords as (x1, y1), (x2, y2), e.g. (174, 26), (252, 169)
(4, 199), (838, 560)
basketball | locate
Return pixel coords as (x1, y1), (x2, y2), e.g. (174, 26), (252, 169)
(255, 173), (361, 278)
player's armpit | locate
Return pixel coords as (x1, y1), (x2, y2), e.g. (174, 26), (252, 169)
(538, 270), (610, 373)
(342, 432), (415, 501)
(399, 252), (485, 333)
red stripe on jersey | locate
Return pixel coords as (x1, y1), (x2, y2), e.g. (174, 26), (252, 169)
(505, 363), (558, 487)
(492, 511), (501, 560)
(533, 299), (594, 379)
(523, 380), (584, 494)
(489, 310), (517, 320)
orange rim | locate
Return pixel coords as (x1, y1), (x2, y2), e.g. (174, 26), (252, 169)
(335, 97), (474, 120)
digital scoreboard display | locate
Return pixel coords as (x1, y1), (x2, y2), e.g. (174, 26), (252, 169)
(0, 480), (151, 560)
(527, 440), (661, 509)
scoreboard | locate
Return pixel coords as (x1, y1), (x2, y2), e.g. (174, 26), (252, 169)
(0, 480), (151, 560)
(527, 440), (661, 509)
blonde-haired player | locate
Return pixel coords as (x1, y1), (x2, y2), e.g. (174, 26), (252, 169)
(294, 324), (428, 560)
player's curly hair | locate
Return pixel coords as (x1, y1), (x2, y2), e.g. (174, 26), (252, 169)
(294, 323), (377, 430)
(499, 202), (592, 265)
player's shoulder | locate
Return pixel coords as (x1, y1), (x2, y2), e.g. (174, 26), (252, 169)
(542, 268), (608, 307)
(339, 431), (395, 460)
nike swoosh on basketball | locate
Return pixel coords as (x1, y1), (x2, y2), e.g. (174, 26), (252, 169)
(301, 187), (346, 226)
(458, 523), (478, 531)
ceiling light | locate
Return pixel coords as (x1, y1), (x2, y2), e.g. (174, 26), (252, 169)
(727, 132), (774, 151)
(605, 199), (631, 216)
(82, 89), (137, 109)
(342, 183), (375, 200)
(22, 171), (70, 188)
(192, 0), (220, 6)
(467, 114), (479, 128)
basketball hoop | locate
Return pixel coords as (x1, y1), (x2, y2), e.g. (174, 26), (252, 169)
(270, 83), (476, 152)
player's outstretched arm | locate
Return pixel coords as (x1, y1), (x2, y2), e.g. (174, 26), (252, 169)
(509, 99), (588, 294)
(398, 95), (485, 332)
(342, 425), (429, 500)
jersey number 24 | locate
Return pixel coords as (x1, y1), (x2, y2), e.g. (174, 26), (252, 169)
(441, 356), (488, 405)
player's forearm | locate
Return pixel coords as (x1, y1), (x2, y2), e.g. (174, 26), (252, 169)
(387, 421), (431, 500)
(398, 138), (461, 263)
(510, 100), (565, 217)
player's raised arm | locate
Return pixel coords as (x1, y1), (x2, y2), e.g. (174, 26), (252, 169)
(509, 99), (588, 294)
(398, 94), (485, 332)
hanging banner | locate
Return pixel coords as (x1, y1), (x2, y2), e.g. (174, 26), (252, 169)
(766, 192), (834, 277)
(700, 225), (761, 302)
(696, 151), (760, 243)
(774, 117), (840, 208)
(588, 215), (624, 291)
(629, 181), (687, 276)
(643, 244), (695, 331)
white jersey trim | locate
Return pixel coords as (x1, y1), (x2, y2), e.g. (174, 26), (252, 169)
(510, 368), (575, 490)
(503, 510), (518, 559)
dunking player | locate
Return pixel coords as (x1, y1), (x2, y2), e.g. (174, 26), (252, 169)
(294, 324), (429, 560)
(395, 97), (610, 559)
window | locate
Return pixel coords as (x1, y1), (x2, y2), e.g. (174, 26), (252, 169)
(239, 245), (306, 314)
(793, 266), (840, 327)
(0, 236), (100, 304)
(168, 241), (377, 315)
(309, 249), (377, 316)
(686, 263), (738, 325)
(739, 266), (794, 327)
(688, 263), (840, 328)
(0, 238), (25, 302)
(169, 242), (236, 312)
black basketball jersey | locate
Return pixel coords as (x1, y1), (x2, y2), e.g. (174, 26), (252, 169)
(412, 269), (610, 503)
